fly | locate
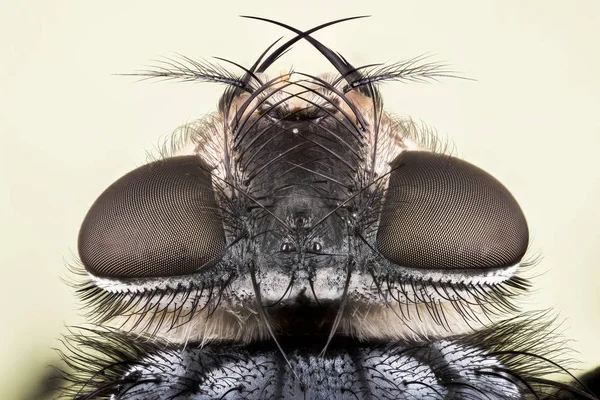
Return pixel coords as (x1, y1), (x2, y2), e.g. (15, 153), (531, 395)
(56, 16), (598, 400)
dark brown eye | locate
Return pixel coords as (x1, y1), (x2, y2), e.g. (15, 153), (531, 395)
(78, 155), (225, 279)
(377, 151), (529, 271)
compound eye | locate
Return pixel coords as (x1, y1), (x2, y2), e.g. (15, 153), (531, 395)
(311, 242), (323, 253)
(281, 242), (295, 253)
(78, 156), (225, 279)
(377, 151), (529, 270)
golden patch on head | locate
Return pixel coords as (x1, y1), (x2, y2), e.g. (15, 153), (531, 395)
(224, 72), (374, 124)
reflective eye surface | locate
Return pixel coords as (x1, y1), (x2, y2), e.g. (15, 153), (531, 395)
(78, 155), (225, 279)
(377, 151), (529, 271)
(280, 242), (295, 252)
(311, 241), (323, 253)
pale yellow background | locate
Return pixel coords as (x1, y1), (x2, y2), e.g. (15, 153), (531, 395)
(1, 1), (598, 399)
